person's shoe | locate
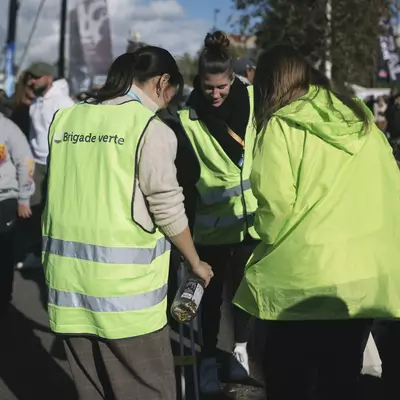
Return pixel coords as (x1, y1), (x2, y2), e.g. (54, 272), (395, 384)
(199, 357), (221, 395)
(228, 344), (250, 382)
(15, 253), (42, 270)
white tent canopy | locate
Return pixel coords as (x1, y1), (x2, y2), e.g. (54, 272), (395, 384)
(351, 84), (391, 100)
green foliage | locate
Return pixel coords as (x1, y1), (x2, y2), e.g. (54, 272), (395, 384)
(176, 52), (198, 85)
(232, 0), (396, 87)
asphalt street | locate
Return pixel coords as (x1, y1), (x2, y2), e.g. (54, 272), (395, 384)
(0, 268), (382, 400)
(0, 268), (265, 400)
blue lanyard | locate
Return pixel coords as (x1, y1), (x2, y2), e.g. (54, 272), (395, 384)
(127, 90), (141, 103)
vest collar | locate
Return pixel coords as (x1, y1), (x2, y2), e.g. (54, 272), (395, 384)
(129, 84), (159, 113)
(188, 107), (199, 121)
(101, 84), (159, 113)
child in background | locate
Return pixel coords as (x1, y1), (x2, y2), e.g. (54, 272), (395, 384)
(0, 112), (35, 318)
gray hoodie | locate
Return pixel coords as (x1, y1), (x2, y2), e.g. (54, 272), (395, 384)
(0, 113), (35, 204)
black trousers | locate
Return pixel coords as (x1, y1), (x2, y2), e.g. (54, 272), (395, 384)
(198, 240), (257, 357)
(373, 320), (400, 400)
(0, 199), (17, 314)
(263, 319), (372, 400)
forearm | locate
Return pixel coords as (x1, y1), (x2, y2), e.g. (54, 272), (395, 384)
(16, 157), (35, 204)
(167, 226), (200, 269)
(6, 117), (35, 204)
(139, 119), (189, 235)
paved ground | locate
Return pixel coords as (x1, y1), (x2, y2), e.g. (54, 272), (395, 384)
(0, 268), (77, 400)
(0, 268), (382, 400)
(0, 268), (265, 400)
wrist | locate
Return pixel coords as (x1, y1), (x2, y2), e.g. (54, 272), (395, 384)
(188, 255), (200, 271)
(18, 199), (30, 206)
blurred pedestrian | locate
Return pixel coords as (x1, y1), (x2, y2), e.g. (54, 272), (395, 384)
(178, 31), (259, 394)
(365, 95), (375, 111)
(17, 62), (74, 269)
(0, 89), (13, 117)
(42, 47), (212, 400)
(373, 95), (387, 131)
(385, 87), (399, 136)
(0, 112), (34, 318)
(10, 70), (36, 138)
(232, 57), (256, 86)
(386, 93), (400, 140)
(234, 45), (400, 400)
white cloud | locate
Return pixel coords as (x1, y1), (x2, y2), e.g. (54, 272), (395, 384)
(0, 0), (208, 69)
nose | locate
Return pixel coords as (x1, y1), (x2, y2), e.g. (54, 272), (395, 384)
(212, 88), (220, 98)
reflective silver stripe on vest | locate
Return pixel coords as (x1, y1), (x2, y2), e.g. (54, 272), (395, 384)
(195, 212), (255, 228)
(200, 179), (252, 206)
(42, 236), (170, 264)
(48, 284), (167, 312)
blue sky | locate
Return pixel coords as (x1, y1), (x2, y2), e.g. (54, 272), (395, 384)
(179, 0), (235, 32)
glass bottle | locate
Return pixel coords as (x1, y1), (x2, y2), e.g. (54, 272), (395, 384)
(171, 272), (205, 323)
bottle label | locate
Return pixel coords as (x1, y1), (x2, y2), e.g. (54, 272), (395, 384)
(192, 284), (204, 308)
(181, 279), (204, 308)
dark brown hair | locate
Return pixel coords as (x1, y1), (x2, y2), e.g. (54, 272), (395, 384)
(198, 31), (233, 77)
(253, 45), (371, 134)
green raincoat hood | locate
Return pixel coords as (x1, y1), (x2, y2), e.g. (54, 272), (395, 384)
(274, 86), (373, 155)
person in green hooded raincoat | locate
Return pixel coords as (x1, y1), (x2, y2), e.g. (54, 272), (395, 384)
(233, 45), (400, 400)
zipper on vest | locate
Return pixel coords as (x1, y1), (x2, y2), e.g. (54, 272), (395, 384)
(240, 164), (249, 236)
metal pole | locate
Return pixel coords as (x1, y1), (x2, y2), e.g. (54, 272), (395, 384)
(18, 0), (47, 71)
(189, 320), (200, 400)
(58, 0), (67, 78)
(178, 263), (187, 400)
(6, 0), (18, 46)
(4, 0), (19, 97)
(325, 0), (332, 80)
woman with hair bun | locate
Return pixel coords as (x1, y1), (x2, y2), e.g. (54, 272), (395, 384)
(178, 31), (259, 394)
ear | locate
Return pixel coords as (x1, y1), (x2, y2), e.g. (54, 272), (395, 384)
(231, 72), (236, 84)
(160, 73), (170, 88)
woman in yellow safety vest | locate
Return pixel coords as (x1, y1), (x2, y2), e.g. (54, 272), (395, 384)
(234, 45), (400, 400)
(177, 31), (259, 394)
(42, 46), (213, 400)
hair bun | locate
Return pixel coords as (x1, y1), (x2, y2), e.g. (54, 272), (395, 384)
(204, 31), (230, 51)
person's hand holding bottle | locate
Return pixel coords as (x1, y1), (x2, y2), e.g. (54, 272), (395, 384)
(169, 226), (214, 287)
(191, 260), (213, 287)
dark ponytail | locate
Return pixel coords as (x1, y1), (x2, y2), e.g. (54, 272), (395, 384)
(90, 46), (183, 102)
(198, 31), (233, 76)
